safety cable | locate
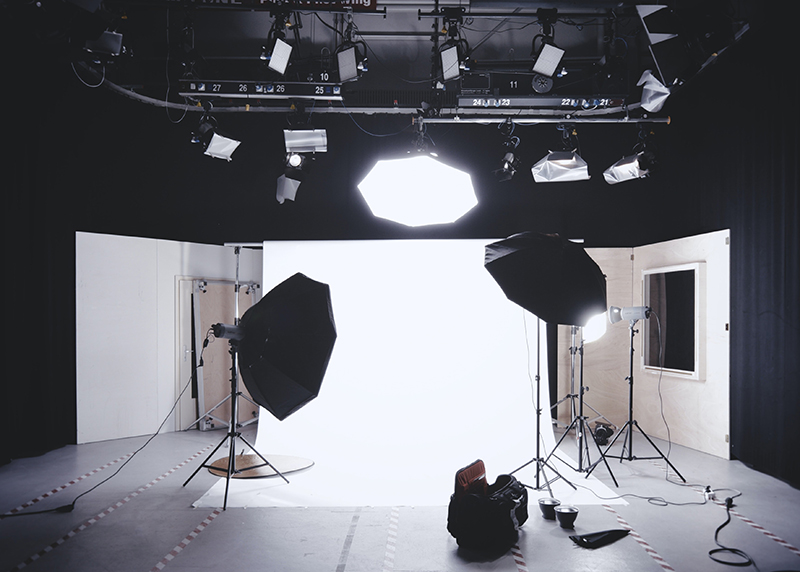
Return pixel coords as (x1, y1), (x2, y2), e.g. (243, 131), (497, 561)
(1, 329), (215, 519)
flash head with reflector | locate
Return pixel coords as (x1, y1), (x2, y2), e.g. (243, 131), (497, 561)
(609, 306), (651, 324)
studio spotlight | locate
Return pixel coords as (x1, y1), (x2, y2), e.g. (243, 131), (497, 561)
(336, 12), (368, 82)
(608, 306), (651, 324)
(604, 153), (650, 184)
(494, 152), (520, 182)
(604, 125), (657, 185)
(493, 119), (521, 182)
(532, 42), (565, 78)
(532, 125), (590, 183)
(276, 128), (327, 204)
(191, 108), (240, 162)
(438, 14), (470, 82)
(84, 30), (123, 56)
(530, 8), (563, 93)
(263, 14), (294, 75)
(268, 37), (292, 74)
(284, 129), (328, 153)
(337, 46), (359, 82)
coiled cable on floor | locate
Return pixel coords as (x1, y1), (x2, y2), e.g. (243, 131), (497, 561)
(709, 497), (760, 570)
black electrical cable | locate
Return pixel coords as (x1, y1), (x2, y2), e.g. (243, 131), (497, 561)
(1, 329), (215, 519)
(709, 498), (760, 570)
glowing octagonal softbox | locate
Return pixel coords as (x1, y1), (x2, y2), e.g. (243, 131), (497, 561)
(358, 155), (477, 227)
(238, 273), (337, 421)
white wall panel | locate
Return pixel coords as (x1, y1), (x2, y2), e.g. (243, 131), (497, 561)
(76, 232), (261, 443)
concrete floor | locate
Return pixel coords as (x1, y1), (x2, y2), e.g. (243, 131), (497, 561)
(2, 425), (799, 572)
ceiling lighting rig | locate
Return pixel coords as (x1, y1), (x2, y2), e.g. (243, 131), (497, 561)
(41, 0), (748, 122)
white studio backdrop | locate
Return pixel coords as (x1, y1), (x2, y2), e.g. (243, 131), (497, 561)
(194, 239), (623, 508)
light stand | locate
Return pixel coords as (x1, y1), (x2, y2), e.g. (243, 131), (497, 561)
(547, 327), (619, 487)
(185, 246), (261, 432)
(182, 330), (289, 510)
(551, 326), (616, 430)
(511, 318), (576, 496)
(592, 313), (686, 483)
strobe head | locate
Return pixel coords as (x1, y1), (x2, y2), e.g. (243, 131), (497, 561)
(211, 323), (246, 341)
(608, 306), (651, 324)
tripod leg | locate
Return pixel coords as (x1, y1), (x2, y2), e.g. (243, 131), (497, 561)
(544, 417), (581, 470)
(584, 424), (619, 487)
(183, 432), (230, 487)
(223, 432), (236, 510)
(633, 421), (686, 482)
(601, 421), (634, 462)
(237, 434), (290, 484)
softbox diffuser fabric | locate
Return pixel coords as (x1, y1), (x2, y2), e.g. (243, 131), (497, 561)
(484, 232), (607, 326)
(238, 272), (337, 421)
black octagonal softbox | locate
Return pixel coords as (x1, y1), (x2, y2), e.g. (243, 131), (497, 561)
(238, 272), (337, 421)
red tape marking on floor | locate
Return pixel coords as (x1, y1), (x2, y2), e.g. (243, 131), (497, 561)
(149, 509), (223, 571)
(382, 506), (400, 572)
(724, 503), (800, 558)
(11, 445), (212, 571)
(3, 453), (132, 516)
(603, 504), (676, 571)
(649, 459), (800, 560)
(511, 544), (529, 572)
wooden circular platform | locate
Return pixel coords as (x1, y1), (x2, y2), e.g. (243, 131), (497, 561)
(208, 454), (314, 479)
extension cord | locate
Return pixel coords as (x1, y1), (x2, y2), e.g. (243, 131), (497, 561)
(704, 486), (717, 501)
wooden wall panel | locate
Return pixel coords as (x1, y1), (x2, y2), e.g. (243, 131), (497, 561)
(556, 231), (730, 460)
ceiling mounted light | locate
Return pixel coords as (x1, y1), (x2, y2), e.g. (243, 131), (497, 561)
(337, 46), (359, 82)
(356, 114), (476, 226)
(637, 69), (671, 112)
(191, 106), (240, 161)
(530, 8), (563, 93)
(358, 155), (477, 227)
(437, 13), (470, 83)
(276, 128), (327, 204)
(604, 125), (657, 185)
(268, 37), (292, 74)
(532, 42), (565, 78)
(205, 133), (242, 162)
(493, 119), (521, 182)
(284, 129), (328, 153)
(532, 125), (590, 183)
(336, 13), (368, 82)
(84, 30), (123, 56)
(264, 14), (294, 75)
